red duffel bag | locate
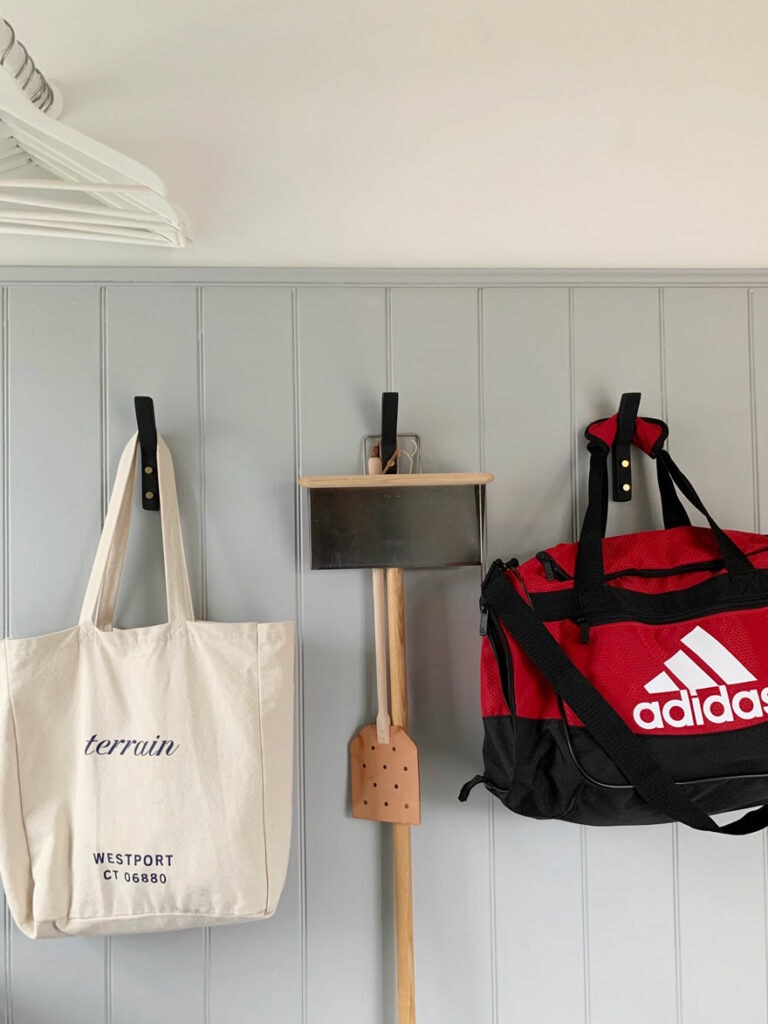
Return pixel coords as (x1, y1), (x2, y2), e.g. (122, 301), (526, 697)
(460, 394), (768, 833)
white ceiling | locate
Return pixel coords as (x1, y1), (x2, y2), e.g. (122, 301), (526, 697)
(0, 0), (767, 267)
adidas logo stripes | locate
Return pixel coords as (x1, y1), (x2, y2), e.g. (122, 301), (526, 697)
(633, 626), (766, 730)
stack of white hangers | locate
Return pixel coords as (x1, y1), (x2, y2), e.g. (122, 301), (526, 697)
(0, 18), (189, 246)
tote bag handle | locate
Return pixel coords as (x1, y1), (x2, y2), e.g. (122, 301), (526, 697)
(79, 433), (194, 629)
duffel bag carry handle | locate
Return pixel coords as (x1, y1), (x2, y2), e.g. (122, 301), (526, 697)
(484, 565), (768, 835)
(585, 432), (691, 541)
(575, 399), (754, 591)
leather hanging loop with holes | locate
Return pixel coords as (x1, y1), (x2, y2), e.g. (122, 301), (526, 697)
(134, 396), (160, 511)
(612, 392), (641, 502)
(380, 392), (399, 475)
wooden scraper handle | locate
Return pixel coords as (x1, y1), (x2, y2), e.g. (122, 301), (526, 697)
(387, 566), (416, 1024)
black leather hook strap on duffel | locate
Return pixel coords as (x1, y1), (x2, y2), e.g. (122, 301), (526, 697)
(483, 565), (768, 835)
(612, 392), (640, 502)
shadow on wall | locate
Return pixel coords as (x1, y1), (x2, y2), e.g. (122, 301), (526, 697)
(406, 566), (484, 777)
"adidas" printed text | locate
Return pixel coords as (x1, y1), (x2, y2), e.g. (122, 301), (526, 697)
(633, 626), (763, 731)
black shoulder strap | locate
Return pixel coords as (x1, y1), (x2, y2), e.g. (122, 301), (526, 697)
(484, 566), (768, 835)
(656, 457), (691, 529)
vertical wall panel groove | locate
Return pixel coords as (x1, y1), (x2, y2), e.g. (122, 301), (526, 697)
(297, 287), (387, 1023)
(478, 288), (499, 1024)
(580, 830), (591, 1024)
(568, 288), (579, 542)
(196, 286), (211, 1024)
(569, 286), (594, 1024)
(476, 289), (486, 484)
(291, 285), (309, 1024)
(569, 289), (592, 1024)
(100, 287), (112, 1024)
(665, 287), (767, 1024)
(748, 290), (761, 533)
(485, 288), (584, 1024)
(1, 286), (9, 1024)
(746, 292), (768, 1024)
(746, 288), (768, 1024)
(104, 286), (205, 1024)
(100, 287), (108, 521)
(390, 287), (492, 1024)
(660, 291), (684, 1024)
(7, 285), (106, 1024)
(197, 286), (208, 622)
(202, 286), (301, 1024)
(658, 289), (668, 422)
(672, 826), (683, 1024)
(572, 288), (677, 1024)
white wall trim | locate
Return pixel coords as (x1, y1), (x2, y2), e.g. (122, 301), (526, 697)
(2, 268), (768, 287)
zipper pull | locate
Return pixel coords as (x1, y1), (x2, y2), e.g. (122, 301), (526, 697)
(538, 551), (556, 581)
(481, 558), (506, 592)
(480, 559), (508, 632)
(507, 562), (535, 608)
(537, 551), (570, 581)
(481, 558), (508, 608)
(577, 618), (591, 644)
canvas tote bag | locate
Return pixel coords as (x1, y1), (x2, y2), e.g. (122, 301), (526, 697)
(0, 432), (294, 938)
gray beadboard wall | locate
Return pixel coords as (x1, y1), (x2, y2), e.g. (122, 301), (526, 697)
(0, 268), (767, 1024)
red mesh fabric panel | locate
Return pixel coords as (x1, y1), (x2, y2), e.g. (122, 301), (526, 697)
(516, 528), (768, 593)
(587, 415), (618, 447)
(507, 607), (768, 736)
(480, 636), (510, 716)
(480, 527), (768, 736)
(633, 418), (664, 454)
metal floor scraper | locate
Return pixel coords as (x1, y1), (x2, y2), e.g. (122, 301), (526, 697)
(299, 392), (493, 1024)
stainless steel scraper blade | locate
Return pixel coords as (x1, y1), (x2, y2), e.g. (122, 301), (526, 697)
(307, 483), (486, 570)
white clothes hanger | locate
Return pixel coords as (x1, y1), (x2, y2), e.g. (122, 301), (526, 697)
(0, 18), (189, 247)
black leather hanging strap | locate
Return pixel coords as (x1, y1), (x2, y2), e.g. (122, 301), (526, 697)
(134, 396), (160, 511)
(380, 392), (399, 475)
(612, 392), (641, 502)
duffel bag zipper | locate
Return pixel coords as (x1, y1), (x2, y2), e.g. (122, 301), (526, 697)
(536, 544), (768, 584)
(537, 551), (572, 581)
(484, 604), (768, 794)
(583, 589), (768, 630)
(481, 604), (516, 714)
(556, 694), (768, 791)
(480, 559), (504, 636)
(480, 557), (525, 637)
(571, 589), (768, 647)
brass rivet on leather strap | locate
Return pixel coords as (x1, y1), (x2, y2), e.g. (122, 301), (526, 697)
(621, 459), (630, 468)
(623, 483), (631, 492)
(144, 466), (153, 474)
(145, 491), (155, 500)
